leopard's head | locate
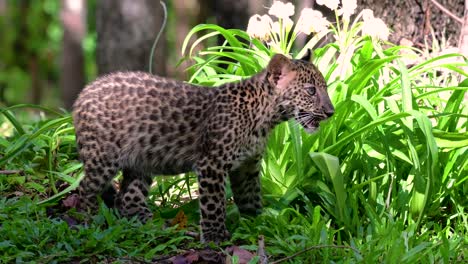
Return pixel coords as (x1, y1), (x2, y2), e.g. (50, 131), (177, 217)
(266, 52), (334, 133)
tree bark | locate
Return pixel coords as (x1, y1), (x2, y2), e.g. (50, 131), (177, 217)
(212, 0), (250, 30)
(459, 0), (468, 102)
(356, 0), (464, 46)
(458, 0), (468, 56)
(0, 0), (5, 14)
(30, 56), (41, 105)
(60, 0), (86, 110)
(96, 0), (167, 76)
(15, 1), (42, 105)
(173, 0), (199, 79)
(0, 0), (6, 103)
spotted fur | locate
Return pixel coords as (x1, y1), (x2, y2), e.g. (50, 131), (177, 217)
(72, 53), (334, 243)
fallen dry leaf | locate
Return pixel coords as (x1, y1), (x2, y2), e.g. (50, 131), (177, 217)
(170, 210), (188, 230)
(171, 249), (199, 264)
(13, 191), (24, 197)
(62, 215), (79, 227)
(226, 246), (255, 264)
(170, 248), (225, 264)
(62, 193), (80, 208)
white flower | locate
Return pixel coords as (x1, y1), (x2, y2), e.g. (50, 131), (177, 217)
(246, 14), (273, 41)
(271, 18), (294, 35)
(316, 0), (340, 11)
(296, 8), (330, 35)
(339, 0), (357, 20)
(361, 9), (374, 21)
(359, 9), (390, 40)
(362, 17), (390, 41)
(268, 1), (295, 19)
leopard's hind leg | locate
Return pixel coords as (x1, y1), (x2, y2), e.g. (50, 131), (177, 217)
(77, 153), (119, 213)
(115, 168), (153, 222)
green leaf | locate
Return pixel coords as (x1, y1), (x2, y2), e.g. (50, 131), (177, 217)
(37, 171), (84, 205)
(0, 116), (72, 167)
(346, 56), (399, 97)
(398, 59), (413, 130)
(309, 152), (348, 226)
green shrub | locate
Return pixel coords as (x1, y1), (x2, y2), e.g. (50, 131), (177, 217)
(181, 1), (467, 261)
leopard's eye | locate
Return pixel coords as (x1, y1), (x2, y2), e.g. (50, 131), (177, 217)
(306, 86), (316, 96)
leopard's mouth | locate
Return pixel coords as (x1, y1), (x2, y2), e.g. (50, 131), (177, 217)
(295, 111), (326, 134)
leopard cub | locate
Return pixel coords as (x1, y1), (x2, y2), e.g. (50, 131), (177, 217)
(72, 53), (334, 243)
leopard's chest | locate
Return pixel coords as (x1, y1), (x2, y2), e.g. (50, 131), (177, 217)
(230, 129), (269, 170)
(247, 132), (268, 154)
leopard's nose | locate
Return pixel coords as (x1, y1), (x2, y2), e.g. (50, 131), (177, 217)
(321, 93), (335, 118)
(324, 108), (334, 118)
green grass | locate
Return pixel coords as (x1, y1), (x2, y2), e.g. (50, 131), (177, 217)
(0, 197), (193, 263)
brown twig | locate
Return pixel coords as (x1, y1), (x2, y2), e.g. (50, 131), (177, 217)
(430, 0), (463, 24)
(114, 257), (153, 264)
(270, 245), (360, 264)
(0, 170), (24, 175)
(424, 0), (432, 37)
(257, 235), (268, 264)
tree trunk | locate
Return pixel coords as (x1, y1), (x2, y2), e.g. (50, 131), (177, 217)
(60, 0), (86, 110)
(173, 0), (199, 79)
(212, 0), (250, 30)
(0, 0), (6, 103)
(460, 0), (468, 101)
(356, 0), (464, 46)
(459, 0), (468, 56)
(96, 0), (167, 76)
(30, 56), (41, 105)
(0, 0), (5, 12)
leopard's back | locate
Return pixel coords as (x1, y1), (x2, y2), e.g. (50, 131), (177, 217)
(73, 71), (213, 174)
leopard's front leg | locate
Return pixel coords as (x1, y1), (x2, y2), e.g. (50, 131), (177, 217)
(195, 159), (231, 243)
(229, 156), (263, 215)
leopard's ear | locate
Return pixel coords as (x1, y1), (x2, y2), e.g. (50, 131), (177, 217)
(300, 49), (312, 62)
(267, 54), (296, 90)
